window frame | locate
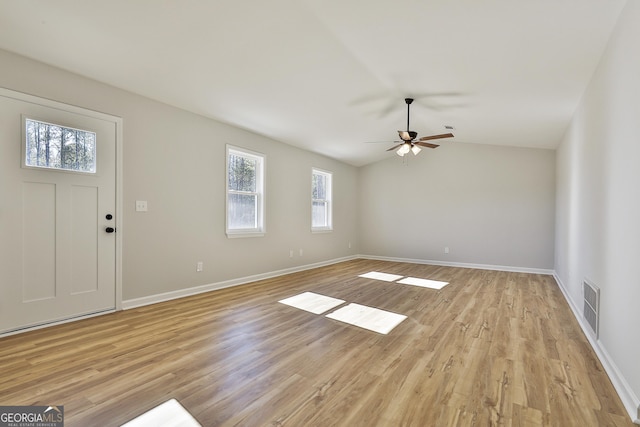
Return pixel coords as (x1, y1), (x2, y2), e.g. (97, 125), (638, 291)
(311, 167), (333, 232)
(21, 115), (98, 175)
(226, 145), (266, 238)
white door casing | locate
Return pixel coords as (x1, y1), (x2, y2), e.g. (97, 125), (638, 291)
(0, 88), (122, 335)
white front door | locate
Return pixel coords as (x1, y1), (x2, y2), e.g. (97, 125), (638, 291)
(0, 89), (119, 334)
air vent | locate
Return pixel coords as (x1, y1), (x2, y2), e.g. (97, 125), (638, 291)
(583, 279), (600, 338)
(444, 125), (455, 130)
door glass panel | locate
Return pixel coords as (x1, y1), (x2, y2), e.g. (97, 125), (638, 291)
(24, 118), (97, 173)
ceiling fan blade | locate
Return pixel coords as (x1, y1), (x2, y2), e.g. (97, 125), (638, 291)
(418, 132), (454, 142)
(415, 142), (440, 149)
(386, 144), (401, 151)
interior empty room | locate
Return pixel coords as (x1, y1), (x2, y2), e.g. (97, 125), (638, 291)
(0, 1), (639, 426)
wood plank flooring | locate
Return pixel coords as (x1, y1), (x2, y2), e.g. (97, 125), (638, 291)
(0, 259), (634, 426)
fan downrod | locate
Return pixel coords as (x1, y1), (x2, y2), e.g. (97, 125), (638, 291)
(405, 98), (414, 133)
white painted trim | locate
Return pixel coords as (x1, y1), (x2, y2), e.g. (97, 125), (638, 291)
(553, 274), (640, 425)
(114, 114), (124, 311)
(0, 87), (124, 312)
(0, 309), (115, 338)
(122, 255), (357, 310)
(1, 87), (115, 122)
(122, 254), (553, 310)
(358, 254), (554, 275)
(311, 167), (333, 231)
(225, 144), (266, 237)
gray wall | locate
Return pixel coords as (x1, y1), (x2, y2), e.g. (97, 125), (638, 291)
(555, 0), (640, 415)
(359, 142), (556, 270)
(0, 49), (359, 301)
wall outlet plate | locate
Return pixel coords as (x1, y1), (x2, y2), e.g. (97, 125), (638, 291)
(135, 200), (148, 212)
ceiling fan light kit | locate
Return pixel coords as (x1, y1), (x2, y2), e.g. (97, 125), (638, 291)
(396, 143), (412, 156)
(386, 98), (455, 157)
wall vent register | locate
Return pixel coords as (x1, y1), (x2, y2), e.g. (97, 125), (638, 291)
(583, 279), (600, 338)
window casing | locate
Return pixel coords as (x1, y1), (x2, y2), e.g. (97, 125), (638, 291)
(312, 168), (332, 231)
(226, 145), (265, 237)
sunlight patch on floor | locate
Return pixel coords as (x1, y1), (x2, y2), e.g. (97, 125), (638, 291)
(278, 270), (449, 335)
(121, 399), (201, 427)
(326, 303), (407, 335)
(397, 277), (449, 290)
(359, 271), (449, 290)
(358, 271), (404, 282)
(278, 292), (345, 314)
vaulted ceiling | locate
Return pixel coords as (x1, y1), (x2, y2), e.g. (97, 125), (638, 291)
(0, 0), (626, 166)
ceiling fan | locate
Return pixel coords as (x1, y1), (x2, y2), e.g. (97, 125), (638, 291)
(385, 98), (454, 156)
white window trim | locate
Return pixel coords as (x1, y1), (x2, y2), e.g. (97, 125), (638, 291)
(226, 145), (266, 238)
(311, 167), (333, 232)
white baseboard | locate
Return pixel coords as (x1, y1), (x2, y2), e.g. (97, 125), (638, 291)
(553, 274), (640, 425)
(358, 254), (555, 275)
(122, 255), (357, 310)
(0, 309), (115, 338)
(123, 254), (552, 310)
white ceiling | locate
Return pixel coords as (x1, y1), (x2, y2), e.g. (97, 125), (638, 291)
(0, 0), (626, 166)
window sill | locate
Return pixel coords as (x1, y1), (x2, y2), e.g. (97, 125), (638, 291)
(226, 231), (265, 239)
(311, 228), (333, 234)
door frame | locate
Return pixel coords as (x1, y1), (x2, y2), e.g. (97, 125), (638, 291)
(0, 87), (123, 317)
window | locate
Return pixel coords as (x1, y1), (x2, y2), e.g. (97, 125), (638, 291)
(23, 118), (96, 173)
(226, 145), (265, 237)
(312, 168), (332, 231)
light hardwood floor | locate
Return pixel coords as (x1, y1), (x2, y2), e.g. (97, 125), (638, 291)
(0, 259), (634, 426)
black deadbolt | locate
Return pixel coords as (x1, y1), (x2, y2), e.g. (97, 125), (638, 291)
(106, 214), (113, 220)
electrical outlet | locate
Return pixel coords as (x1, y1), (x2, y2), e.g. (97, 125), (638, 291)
(289, 250), (293, 258)
(135, 200), (148, 212)
(299, 249), (303, 256)
(444, 247), (450, 254)
(196, 261), (203, 272)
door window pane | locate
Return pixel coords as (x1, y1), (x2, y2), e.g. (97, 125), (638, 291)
(25, 118), (96, 173)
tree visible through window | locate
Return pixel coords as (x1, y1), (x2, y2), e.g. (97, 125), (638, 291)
(312, 168), (332, 230)
(24, 118), (96, 173)
(226, 146), (265, 236)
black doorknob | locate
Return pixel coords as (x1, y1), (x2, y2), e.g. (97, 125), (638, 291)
(106, 227), (115, 233)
